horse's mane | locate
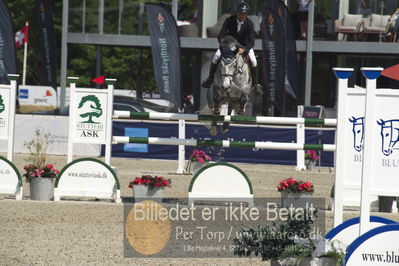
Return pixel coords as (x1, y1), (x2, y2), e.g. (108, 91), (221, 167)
(220, 36), (238, 51)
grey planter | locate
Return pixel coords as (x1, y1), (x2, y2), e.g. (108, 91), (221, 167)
(281, 192), (313, 209)
(191, 161), (209, 175)
(305, 159), (316, 171)
(29, 178), (54, 201)
(133, 185), (163, 203)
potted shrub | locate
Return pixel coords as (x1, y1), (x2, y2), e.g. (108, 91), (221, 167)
(305, 150), (319, 171)
(189, 149), (212, 175)
(277, 177), (314, 208)
(23, 130), (59, 201)
(233, 213), (345, 265)
(128, 175), (171, 202)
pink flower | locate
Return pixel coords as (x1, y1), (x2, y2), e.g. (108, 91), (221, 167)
(45, 163), (53, 169)
(197, 157), (204, 163)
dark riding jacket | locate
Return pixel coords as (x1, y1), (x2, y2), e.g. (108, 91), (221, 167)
(218, 15), (255, 54)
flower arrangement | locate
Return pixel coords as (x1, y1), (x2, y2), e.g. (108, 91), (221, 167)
(128, 175), (172, 189)
(277, 177), (314, 193)
(23, 163), (60, 181)
(305, 150), (319, 162)
(190, 149), (212, 164)
(23, 129), (59, 181)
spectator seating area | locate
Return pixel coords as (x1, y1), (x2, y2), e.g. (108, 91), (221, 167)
(335, 13), (397, 42)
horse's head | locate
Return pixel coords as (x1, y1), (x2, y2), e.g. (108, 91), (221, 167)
(218, 36), (240, 91)
(378, 120), (394, 156)
(349, 116), (364, 152)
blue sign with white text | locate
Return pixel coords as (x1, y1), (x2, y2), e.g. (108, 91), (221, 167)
(19, 89), (28, 99)
(124, 128), (148, 153)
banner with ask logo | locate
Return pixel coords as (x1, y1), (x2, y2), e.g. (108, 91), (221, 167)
(146, 3), (181, 109)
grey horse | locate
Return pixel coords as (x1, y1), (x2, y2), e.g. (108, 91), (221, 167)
(207, 36), (253, 136)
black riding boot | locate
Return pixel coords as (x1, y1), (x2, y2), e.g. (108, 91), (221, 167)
(250, 65), (263, 94)
(202, 63), (218, 88)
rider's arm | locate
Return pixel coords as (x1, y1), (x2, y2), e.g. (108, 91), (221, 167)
(218, 16), (230, 44)
(244, 20), (255, 53)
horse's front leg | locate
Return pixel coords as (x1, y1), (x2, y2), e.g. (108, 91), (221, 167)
(237, 94), (248, 115)
(222, 105), (233, 134)
(209, 88), (221, 136)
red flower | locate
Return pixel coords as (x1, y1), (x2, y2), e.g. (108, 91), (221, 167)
(128, 175), (172, 188)
(276, 177), (314, 193)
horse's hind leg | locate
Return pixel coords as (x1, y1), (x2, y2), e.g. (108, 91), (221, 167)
(222, 105), (233, 134)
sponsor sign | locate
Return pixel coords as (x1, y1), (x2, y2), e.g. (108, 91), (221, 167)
(343, 90), (366, 205)
(124, 128), (148, 153)
(35, 0), (57, 87)
(0, 0), (17, 85)
(364, 87), (399, 196)
(0, 89), (9, 140)
(260, 7), (285, 114)
(18, 85), (57, 106)
(325, 216), (397, 247)
(71, 91), (108, 144)
(345, 224), (399, 265)
(0, 156), (22, 199)
(146, 3), (181, 108)
(54, 158), (120, 202)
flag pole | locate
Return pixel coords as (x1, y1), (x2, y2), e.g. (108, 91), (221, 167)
(22, 21), (29, 85)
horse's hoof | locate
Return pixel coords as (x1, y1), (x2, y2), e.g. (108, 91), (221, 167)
(209, 127), (218, 136)
(222, 125), (230, 134)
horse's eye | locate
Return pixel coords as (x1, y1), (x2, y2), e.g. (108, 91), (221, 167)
(385, 133), (389, 137)
(357, 130), (361, 134)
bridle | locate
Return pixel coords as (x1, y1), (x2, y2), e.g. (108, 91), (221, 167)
(220, 50), (245, 81)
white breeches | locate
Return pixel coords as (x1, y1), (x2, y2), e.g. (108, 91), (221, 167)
(212, 48), (257, 67)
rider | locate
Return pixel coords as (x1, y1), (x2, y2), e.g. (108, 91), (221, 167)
(201, 2), (262, 93)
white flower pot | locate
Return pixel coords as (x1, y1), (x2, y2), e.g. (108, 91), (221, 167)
(281, 191), (314, 209)
(133, 185), (163, 203)
(191, 161), (209, 175)
(29, 177), (54, 201)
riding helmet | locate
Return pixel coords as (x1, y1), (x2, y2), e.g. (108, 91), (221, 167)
(236, 2), (250, 14)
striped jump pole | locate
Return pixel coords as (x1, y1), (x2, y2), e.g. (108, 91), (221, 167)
(113, 111), (337, 126)
(112, 136), (336, 152)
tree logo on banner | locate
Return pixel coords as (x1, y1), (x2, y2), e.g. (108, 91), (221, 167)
(378, 119), (399, 156)
(349, 117), (365, 152)
(0, 94), (5, 114)
(78, 95), (103, 123)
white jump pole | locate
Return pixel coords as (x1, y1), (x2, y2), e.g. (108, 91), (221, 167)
(296, 105), (306, 170)
(177, 117), (185, 174)
(67, 77), (79, 163)
(333, 67), (354, 227)
(7, 75), (19, 162)
(104, 79), (116, 166)
(359, 67), (383, 235)
(113, 111), (337, 126)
